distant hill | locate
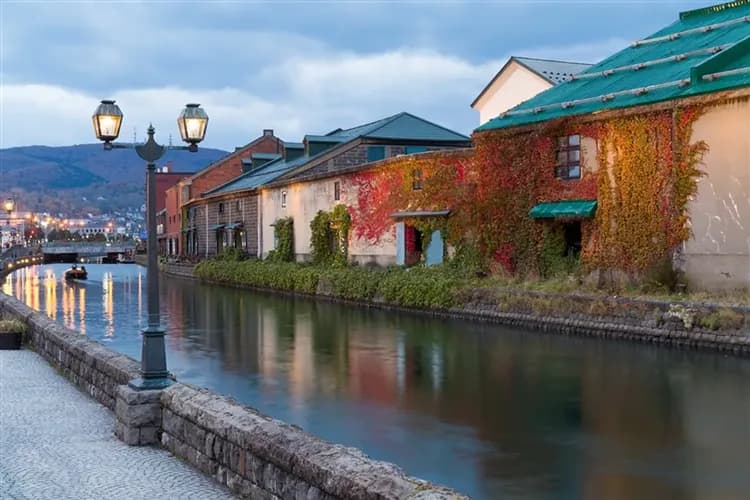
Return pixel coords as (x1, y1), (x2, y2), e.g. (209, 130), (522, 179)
(0, 143), (228, 215)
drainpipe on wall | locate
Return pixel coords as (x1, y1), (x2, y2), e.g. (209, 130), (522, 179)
(258, 192), (263, 259)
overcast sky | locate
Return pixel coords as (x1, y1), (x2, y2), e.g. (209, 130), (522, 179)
(1, 0), (709, 151)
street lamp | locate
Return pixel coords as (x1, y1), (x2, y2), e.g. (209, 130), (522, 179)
(4, 198), (14, 225)
(92, 99), (208, 390)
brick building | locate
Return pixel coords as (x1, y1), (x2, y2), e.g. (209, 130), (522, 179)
(163, 130), (284, 257)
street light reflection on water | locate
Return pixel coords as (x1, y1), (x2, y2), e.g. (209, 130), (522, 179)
(4, 263), (750, 499)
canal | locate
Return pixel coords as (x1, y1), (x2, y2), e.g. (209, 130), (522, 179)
(4, 263), (750, 499)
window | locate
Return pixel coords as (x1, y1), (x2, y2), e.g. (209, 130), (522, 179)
(405, 146), (427, 154)
(555, 135), (581, 180)
(412, 169), (423, 191)
(218, 202), (224, 214)
(281, 191), (287, 208)
(334, 181), (341, 201)
(235, 201), (240, 212)
(367, 146), (385, 162)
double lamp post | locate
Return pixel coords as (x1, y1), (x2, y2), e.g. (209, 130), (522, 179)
(92, 100), (208, 390)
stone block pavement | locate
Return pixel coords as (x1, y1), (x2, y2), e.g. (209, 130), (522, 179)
(0, 349), (237, 500)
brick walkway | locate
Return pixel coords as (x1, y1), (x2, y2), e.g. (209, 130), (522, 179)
(0, 349), (237, 500)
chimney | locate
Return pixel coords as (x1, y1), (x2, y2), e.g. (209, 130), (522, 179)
(263, 129), (274, 137)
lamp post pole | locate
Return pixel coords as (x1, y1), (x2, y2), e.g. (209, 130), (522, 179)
(93, 100), (208, 391)
(134, 126), (170, 389)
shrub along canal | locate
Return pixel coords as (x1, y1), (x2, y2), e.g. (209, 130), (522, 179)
(4, 263), (750, 499)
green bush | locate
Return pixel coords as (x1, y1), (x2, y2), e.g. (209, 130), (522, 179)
(378, 266), (460, 308)
(196, 260), (463, 309)
(216, 247), (248, 262)
(0, 318), (28, 334)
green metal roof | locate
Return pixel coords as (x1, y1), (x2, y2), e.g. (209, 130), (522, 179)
(530, 200), (597, 219)
(333, 112), (470, 142)
(478, 0), (750, 132)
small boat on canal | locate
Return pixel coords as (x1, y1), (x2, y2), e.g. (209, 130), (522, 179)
(64, 266), (88, 281)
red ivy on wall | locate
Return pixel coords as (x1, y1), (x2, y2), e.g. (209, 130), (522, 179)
(349, 106), (707, 278)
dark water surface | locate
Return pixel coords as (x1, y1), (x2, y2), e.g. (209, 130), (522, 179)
(5, 264), (750, 499)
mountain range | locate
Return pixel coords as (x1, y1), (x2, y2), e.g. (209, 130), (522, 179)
(0, 143), (228, 215)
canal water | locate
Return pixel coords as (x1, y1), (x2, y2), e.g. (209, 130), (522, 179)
(4, 264), (750, 499)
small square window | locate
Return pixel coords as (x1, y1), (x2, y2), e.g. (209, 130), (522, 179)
(334, 181), (341, 201)
(554, 134), (581, 180)
(281, 191), (287, 208)
(367, 146), (385, 162)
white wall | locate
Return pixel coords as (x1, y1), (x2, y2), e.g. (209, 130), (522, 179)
(684, 98), (750, 290)
(473, 62), (552, 125)
(261, 176), (397, 265)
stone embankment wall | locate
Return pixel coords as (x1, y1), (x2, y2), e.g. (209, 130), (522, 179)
(0, 261), (464, 499)
(160, 383), (459, 500)
(159, 262), (197, 278)
(452, 288), (750, 355)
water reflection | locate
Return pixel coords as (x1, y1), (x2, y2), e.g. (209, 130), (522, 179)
(4, 264), (750, 499)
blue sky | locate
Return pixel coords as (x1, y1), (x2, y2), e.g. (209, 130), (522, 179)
(1, 0), (709, 151)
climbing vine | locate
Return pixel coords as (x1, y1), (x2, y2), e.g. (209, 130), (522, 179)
(349, 106), (707, 281)
(267, 217), (294, 262)
(310, 204), (351, 265)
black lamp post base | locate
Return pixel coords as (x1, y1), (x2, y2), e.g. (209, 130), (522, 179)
(128, 376), (174, 391)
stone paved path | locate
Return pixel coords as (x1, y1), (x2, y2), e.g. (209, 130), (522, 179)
(0, 349), (237, 500)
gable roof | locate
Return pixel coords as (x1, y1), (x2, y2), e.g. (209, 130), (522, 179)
(515, 57), (593, 84)
(184, 132), (282, 183)
(327, 112), (470, 142)
(477, 0), (750, 132)
(203, 154), (311, 196)
(471, 56), (591, 108)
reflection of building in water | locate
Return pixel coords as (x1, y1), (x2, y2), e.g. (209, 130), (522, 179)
(23, 266), (40, 312)
(259, 308), (278, 380)
(44, 269), (57, 320)
(102, 272), (114, 337)
(289, 317), (315, 412)
(62, 282), (77, 331)
(78, 287), (86, 336)
(347, 328), (399, 406)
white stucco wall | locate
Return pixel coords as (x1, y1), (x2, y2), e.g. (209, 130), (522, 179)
(260, 177), (397, 265)
(473, 62), (552, 125)
(683, 98), (750, 290)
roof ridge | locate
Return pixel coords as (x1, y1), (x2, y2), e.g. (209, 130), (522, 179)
(360, 112), (409, 137)
(203, 157), (285, 195)
(513, 55), (592, 66)
(680, 0), (750, 20)
(336, 112), (404, 135)
(369, 111), (470, 140)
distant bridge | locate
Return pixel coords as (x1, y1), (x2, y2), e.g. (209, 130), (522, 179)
(41, 242), (137, 263)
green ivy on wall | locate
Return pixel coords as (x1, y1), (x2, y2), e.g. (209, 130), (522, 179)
(310, 204), (351, 266)
(267, 217), (294, 262)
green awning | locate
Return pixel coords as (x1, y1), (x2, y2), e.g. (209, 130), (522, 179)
(210, 224), (225, 230)
(225, 223), (244, 230)
(530, 200), (597, 219)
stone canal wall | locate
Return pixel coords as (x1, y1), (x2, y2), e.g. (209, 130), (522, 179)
(160, 383), (460, 500)
(0, 265), (465, 499)
(192, 262), (750, 357)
